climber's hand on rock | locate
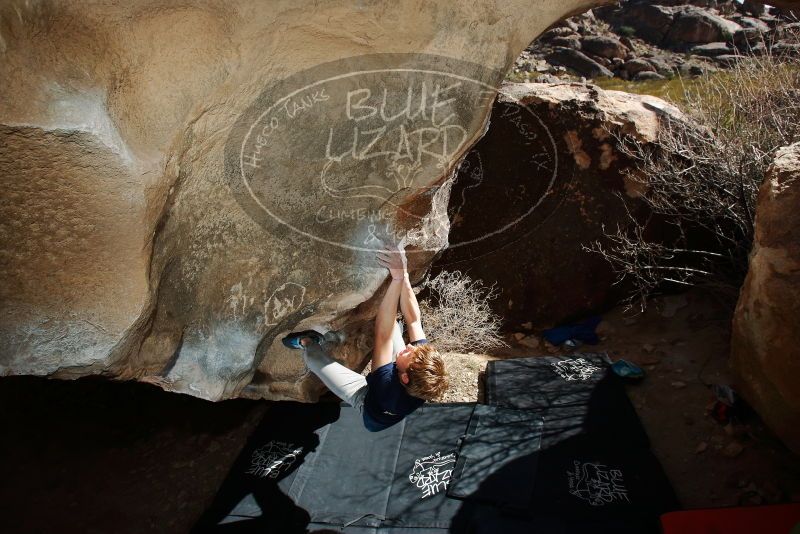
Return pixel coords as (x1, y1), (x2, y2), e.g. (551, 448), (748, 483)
(376, 244), (407, 279)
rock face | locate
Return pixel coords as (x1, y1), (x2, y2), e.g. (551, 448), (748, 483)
(580, 35), (630, 58)
(607, 3), (743, 49)
(731, 142), (800, 454)
(622, 58), (657, 75)
(690, 41), (735, 56)
(0, 0), (612, 401)
(430, 82), (686, 328)
(515, 2), (798, 85)
(620, 4), (681, 44)
(546, 47), (615, 78)
(663, 7), (742, 48)
(634, 70), (666, 80)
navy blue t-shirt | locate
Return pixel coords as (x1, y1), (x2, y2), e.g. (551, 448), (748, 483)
(363, 339), (428, 431)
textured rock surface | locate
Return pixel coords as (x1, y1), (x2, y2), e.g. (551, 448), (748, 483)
(690, 41), (735, 56)
(0, 0), (611, 401)
(607, 3), (743, 49)
(664, 7), (742, 47)
(622, 57), (657, 75)
(633, 70), (666, 80)
(430, 82), (686, 328)
(731, 142), (800, 454)
(580, 35), (630, 59)
(546, 47), (615, 78)
(619, 4), (681, 44)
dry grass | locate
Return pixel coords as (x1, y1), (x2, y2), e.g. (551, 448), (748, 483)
(416, 270), (508, 353)
(587, 29), (800, 311)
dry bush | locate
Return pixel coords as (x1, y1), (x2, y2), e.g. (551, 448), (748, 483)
(415, 270), (507, 353)
(587, 28), (800, 312)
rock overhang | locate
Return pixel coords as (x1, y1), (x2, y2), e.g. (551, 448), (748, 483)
(0, 0), (614, 401)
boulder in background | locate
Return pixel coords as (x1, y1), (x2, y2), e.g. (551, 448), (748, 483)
(664, 7), (742, 48)
(430, 82), (687, 329)
(546, 47), (615, 78)
(731, 142), (800, 455)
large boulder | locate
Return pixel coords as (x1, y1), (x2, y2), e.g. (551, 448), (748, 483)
(607, 3), (745, 49)
(731, 142), (800, 454)
(430, 82), (687, 328)
(551, 35), (584, 50)
(690, 42), (735, 56)
(633, 70), (666, 81)
(734, 26), (770, 49)
(771, 42), (800, 57)
(622, 58), (657, 76)
(644, 54), (681, 76)
(737, 16), (771, 33)
(545, 47), (615, 78)
(580, 35), (629, 59)
(617, 4), (681, 44)
(0, 0), (612, 401)
(663, 7), (742, 48)
(540, 27), (580, 42)
(738, 1), (766, 17)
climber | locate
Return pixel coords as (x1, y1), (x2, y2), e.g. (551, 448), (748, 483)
(282, 242), (449, 431)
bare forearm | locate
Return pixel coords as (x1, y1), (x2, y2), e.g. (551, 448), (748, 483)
(399, 276), (421, 325)
(400, 275), (426, 342)
(375, 278), (404, 341)
(374, 243), (409, 352)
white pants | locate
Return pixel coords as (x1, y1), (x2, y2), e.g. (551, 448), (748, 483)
(303, 321), (405, 412)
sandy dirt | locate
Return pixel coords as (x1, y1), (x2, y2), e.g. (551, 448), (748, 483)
(586, 290), (800, 508)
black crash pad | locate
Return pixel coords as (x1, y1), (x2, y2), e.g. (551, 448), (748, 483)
(477, 354), (679, 533)
(458, 435), (679, 534)
(292, 403), (474, 529)
(530, 434), (679, 522)
(198, 354), (676, 534)
(447, 404), (544, 509)
(193, 401), (340, 533)
(195, 402), (477, 533)
(285, 405), (408, 527)
(485, 353), (650, 449)
(382, 403), (475, 529)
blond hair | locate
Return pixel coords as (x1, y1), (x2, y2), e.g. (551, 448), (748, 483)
(403, 343), (448, 401)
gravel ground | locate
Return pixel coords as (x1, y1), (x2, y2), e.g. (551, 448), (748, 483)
(437, 352), (496, 404)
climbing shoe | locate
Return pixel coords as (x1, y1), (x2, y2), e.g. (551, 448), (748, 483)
(611, 359), (645, 380)
(282, 330), (325, 350)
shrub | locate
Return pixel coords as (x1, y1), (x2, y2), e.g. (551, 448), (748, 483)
(618, 25), (636, 38)
(414, 270), (507, 353)
(586, 27), (800, 312)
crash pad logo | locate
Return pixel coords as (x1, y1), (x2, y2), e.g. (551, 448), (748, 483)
(567, 461), (630, 506)
(246, 440), (303, 479)
(225, 53), (558, 264)
(409, 451), (456, 499)
(552, 358), (601, 382)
